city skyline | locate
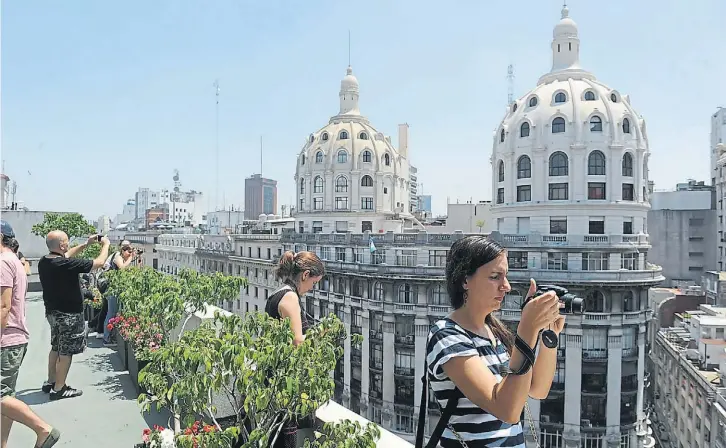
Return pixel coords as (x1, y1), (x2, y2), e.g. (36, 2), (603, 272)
(2, 0), (724, 219)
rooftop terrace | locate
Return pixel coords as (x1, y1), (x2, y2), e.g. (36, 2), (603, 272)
(9, 293), (413, 447)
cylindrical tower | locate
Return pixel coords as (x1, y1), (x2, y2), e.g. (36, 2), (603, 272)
(490, 6), (661, 448)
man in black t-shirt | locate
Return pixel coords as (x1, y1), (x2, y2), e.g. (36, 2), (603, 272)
(37, 231), (110, 401)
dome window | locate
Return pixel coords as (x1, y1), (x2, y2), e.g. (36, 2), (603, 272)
(512, 103), (518, 113)
(339, 131), (349, 140)
(552, 117), (566, 133)
(554, 92), (567, 104)
(335, 176), (349, 193)
(549, 152), (568, 176)
(322, 132), (329, 141)
(584, 91), (596, 101)
(361, 175), (373, 187)
(500, 129), (506, 143)
(301, 154), (306, 165)
(517, 156), (531, 179)
(300, 178), (305, 194)
(359, 132), (368, 140)
(337, 150), (348, 163)
(588, 151), (606, 175)
(610, 93), (618, 102)
(529, 97), (538, 107)
(384, 153), (391, 166)
(622, 153), (634, 177)
(520, 122), (530, 138)
(362, 150), (372, 163)
(310, 135), (315, 143)
(622, 118), (631, 134)
(315, 151), (324, 163)
(498, 161), (505, 182)
(313, 176), (324, 193)
(590, 116), (603, 132)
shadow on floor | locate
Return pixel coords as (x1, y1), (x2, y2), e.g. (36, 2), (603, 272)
(14, 389), (50, 406)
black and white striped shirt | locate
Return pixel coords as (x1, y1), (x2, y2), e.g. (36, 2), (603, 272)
(426, 318), (525, 447)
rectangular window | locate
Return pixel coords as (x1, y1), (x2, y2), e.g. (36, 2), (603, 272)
(546, 253), (568, 270)
(428, 250), (447, 267)
(312, 221), (323, 233)
(689, 218), (705, 226)
(622, 183), (634, 201)
(589, 220), (605, 234)
(623, 219), (633, 235)
(335, 247), (346, 262)
(582, 252), (609, 270)
(313, 197), (323, 210)
(588, 182), (606, 200)
(396, 250), (417, 267)
(508, 251), (528, 269)
(550, 217), (567, 234)
(516, 185), (531, 202)
(299, 198), (305, 210)
(622, 253), (638, 270)
(335, 197), (349, 210)
(548, 183), (569, 200)
(319, 247), (332, 260)
(497, 188), (504, 204)
(361, 197), (374, 210)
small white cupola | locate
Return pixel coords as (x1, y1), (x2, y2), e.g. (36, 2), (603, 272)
(550, 4), (581, 72)
(339, 65), (360, 115)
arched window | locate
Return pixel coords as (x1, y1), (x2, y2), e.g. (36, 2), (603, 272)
(517, 156), (531, 179)
(584, 91), (596, 101)
(429, 284), (447, 305)
(315, 151), (323, 163)
(373, 282), (384, 301)
(313, 176), (324, 193)
(362, 150), (372, 163)
(339, 130), (349, 140)
(588, 151), (606, 175)
(384, 153), (391, 166)
(335, 176), (348, 193)
(552, 117), (566, 133)
(610, 93), (618, 102)
(622, 153), (634, 177)
(397, 284), (413, 304)
(498, 160), (505, 182)
(512, 103), (518, 113)
(549, 152), (568, 176)
(359, 132), (368, 140)
(590, 116), (603, 132)
(622, 118), (631, 134)
(321, 132), (329, 141)
(337, 150), (348, 163)
(529, 97), (538, 107)
(301, 154), (306, 165)
(585, 290), (607, 313)
(310, 135), (315, 143)
(554, 92), (567, 103)
(361, 175), (373, 187)
(299, 178), (305, 194)
(500, 128), (505, 143)
(520, 122), (530, 138)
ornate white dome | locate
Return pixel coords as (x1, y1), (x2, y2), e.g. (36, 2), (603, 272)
(294, 66), (411, 230)
(491, 6), (652, 236)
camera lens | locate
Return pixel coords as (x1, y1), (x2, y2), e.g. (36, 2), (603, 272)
(571, 297), (585, 314)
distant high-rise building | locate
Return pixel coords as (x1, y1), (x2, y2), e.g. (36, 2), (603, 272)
(417, 194), (432, 213)
(710, 107), (726, 270)
(245, 174), (277, 219)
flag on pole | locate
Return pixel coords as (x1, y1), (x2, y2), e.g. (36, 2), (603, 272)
(369, 237), (377, 253)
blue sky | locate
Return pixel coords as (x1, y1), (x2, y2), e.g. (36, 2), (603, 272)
(2, 0), (725, 219)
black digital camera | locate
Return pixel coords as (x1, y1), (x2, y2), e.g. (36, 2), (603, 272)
(521, 284), (585, 315)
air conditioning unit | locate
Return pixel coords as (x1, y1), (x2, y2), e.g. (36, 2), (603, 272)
(581, 419), (592, 427)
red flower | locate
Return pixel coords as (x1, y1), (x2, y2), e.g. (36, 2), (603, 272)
(203, 425), (215, 433)
(142, 428), (151, 436)
(107, 323), (114, 331)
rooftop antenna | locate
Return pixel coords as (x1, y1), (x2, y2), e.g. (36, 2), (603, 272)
(260, 135), (263, 178)
(507, 64), (515, 105)
(348, 30), (351, 66)
(213, 79), (220, 212)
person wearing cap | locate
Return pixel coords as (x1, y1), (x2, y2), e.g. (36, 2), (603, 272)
(37, 230), (110, 400)
(0, 220), (61, 448)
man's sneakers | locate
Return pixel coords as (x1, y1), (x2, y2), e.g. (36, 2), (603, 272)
(41, 381), (55, 393)
(49, 385), (83, 401)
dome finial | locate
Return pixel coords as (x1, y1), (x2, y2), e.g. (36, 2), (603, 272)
(561, 1), (569, 18)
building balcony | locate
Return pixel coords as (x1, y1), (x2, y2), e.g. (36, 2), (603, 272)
(507, 268), (664, 285)
(493, 232), (651, 249)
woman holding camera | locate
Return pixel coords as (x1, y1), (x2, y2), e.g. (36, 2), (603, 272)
(421, 236), (564, 447)
(100, 241), (136, 346)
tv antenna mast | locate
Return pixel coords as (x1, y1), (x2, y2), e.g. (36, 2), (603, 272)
(213, 79), (220, 212)
(507, 64), (515, 105)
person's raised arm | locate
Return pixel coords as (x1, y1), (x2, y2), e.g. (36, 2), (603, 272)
(91, 237), (111, 270)
(278, 291), (305, 346)
(440, 291), (559, 424)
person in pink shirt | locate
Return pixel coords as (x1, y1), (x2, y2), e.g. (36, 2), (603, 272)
(0, 220), (60, 448)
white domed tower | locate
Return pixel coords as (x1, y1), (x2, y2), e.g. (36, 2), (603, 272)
(294, 66), (414, 234)
(490, 6), (660, 448)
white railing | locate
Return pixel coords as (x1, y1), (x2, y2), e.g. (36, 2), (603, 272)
(316, 401), (413, 447)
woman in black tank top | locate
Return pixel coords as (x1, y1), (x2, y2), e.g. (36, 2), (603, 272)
(266, 251), (325, 346)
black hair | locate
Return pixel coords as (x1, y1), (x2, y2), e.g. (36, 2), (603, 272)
(6, 238), (19, 254)
(445, 235), (514, 351)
